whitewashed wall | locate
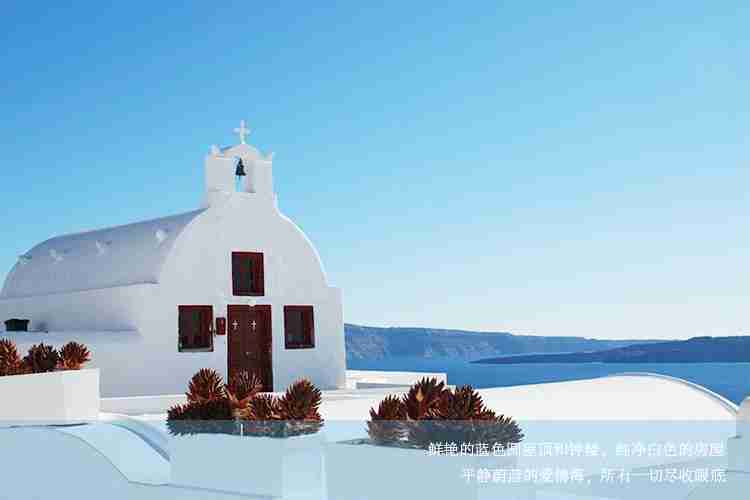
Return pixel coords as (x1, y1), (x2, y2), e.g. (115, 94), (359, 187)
(0, 284), (156, 332)
(0, 178), (346, 397)
(153, 192), (346, 394)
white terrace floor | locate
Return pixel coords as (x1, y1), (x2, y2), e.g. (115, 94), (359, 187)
(1, 370), (744, 500)
(104, 370), (739, 473)
(105, 370), (737, 424)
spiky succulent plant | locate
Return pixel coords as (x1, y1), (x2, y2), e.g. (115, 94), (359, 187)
(225, 370), (262, 417)
(0, 338), (22, 376)
(242, 379), (324, 437)
(186, 368), (225, 403)
(23, 343), (59, 373)
(276, 378), (323, 436)
(247, 393), (281, 420)
(402, 377), (450, 420)
(368, 381), (524, 450)
(407, 385), (523, 450)
(242, 394), (283, 436)
(436, 385), (489, 419)
(58, 342), (91, 370)
(367, 394), (407, 445)
(277, 379), (323, 420)
(167, 399), (235, 436)
(168, 373), (325, 438)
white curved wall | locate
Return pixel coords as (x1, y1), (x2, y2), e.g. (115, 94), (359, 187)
(0, 193), (346, 396)
(0, 167), (346, 397)
(146, 194), (346, 395)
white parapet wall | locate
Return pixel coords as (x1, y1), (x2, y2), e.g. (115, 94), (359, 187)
(345, 369), (448, 389)
(170, 432), (324, 498)
(101, 394), (187, 415)
(728, 396), (750, 473)
(0, 369), (100, 426)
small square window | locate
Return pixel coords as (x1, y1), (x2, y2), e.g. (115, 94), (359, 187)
(284, 306), (314, 349)
(178, 305), (214, 352)
(232, 252), (264, 296)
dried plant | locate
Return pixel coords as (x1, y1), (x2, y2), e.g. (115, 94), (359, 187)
(168, 373), (325, 438)
(368, 381), (524, 451)
(225, 371), (262, 417)
(407, 386), (523, 450)
(402, 377), (450, 420)
(276, 379), (323, 436)
(436, 385), (489, 420)
(58, 342), (91, 370)
(167, 399), (235, 436)
(242, 394), (282, 436)
(479, 413), (524, 450)
(23, 343), (59, 373)
(0, 338), (22, 376)
(277, 379), (323, 420)
(186, 368), (225, 403)
(243, 380), (324, 437)
(247, 393), (281, 420)
(367, 395), (407, 445)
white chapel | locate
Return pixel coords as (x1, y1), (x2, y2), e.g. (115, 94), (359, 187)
(0, 122), (346, 397)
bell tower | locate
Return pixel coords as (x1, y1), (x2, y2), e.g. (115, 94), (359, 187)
(203, 120), (275, 207)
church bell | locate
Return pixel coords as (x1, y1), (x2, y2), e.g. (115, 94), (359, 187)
(235, 158), (247, 177)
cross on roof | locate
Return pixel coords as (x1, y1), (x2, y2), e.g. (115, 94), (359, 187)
(233, 120), (250, 144)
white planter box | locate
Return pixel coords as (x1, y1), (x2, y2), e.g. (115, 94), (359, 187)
(170, 431), (324, 498)
(0, 369), (100, 426)
(325, 441), (529, 500)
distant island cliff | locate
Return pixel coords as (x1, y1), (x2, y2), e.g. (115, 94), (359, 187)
(473, 336), (750, 364)
(344, 324), (659, 361)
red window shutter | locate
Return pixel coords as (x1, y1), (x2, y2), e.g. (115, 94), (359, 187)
(232, 252), (265, 296)
(178, 307), (189, 349)
(197, 308), (203, 346)
(201, 307), (208, 346)
(178, 305), (214, 351)
(305, 308), (314, 347)
(255, 254), (265, 295)
(283, 305), (314, 349)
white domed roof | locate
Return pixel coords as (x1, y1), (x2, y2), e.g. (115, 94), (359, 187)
(1, 209), (205, 299)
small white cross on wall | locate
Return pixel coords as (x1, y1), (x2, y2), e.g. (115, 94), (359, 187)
(232, 320), (239, 330)
(251, 320), (257, 331)
(234, 120), (250, 144)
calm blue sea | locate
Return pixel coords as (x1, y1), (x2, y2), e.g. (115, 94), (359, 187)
(347, 358), (750, 404)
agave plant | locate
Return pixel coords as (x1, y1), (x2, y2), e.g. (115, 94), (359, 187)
(243, 393), (283, 437)
(406, 385), (523, 450)
(437, 385), (489, 420)
(224, 371), (262, 417)
(167, 399), (235, 436)
(58, 342), (91, 370)
(369, 380), (525, 451)
(367, 394), (407, 445)
(247, 393), (281, 420)
(23, 343), (59, 373)
(186, 368), (225, 403)
(402, 377), (450, 420)
(169, 373), (326, 438)
(478, 413), (525, 451)
(243, 379), (324, 437)
(277, 379), (323, 420)
(0, 338), (22, 376)
(276, 379), (323, 436)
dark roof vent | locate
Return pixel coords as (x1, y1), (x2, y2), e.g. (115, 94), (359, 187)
(4, 319), (30, 332)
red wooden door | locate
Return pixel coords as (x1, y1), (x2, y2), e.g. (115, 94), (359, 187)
(227, 305), (273, 392)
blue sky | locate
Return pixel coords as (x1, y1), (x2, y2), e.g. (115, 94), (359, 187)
(1, 2), (748, 339)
